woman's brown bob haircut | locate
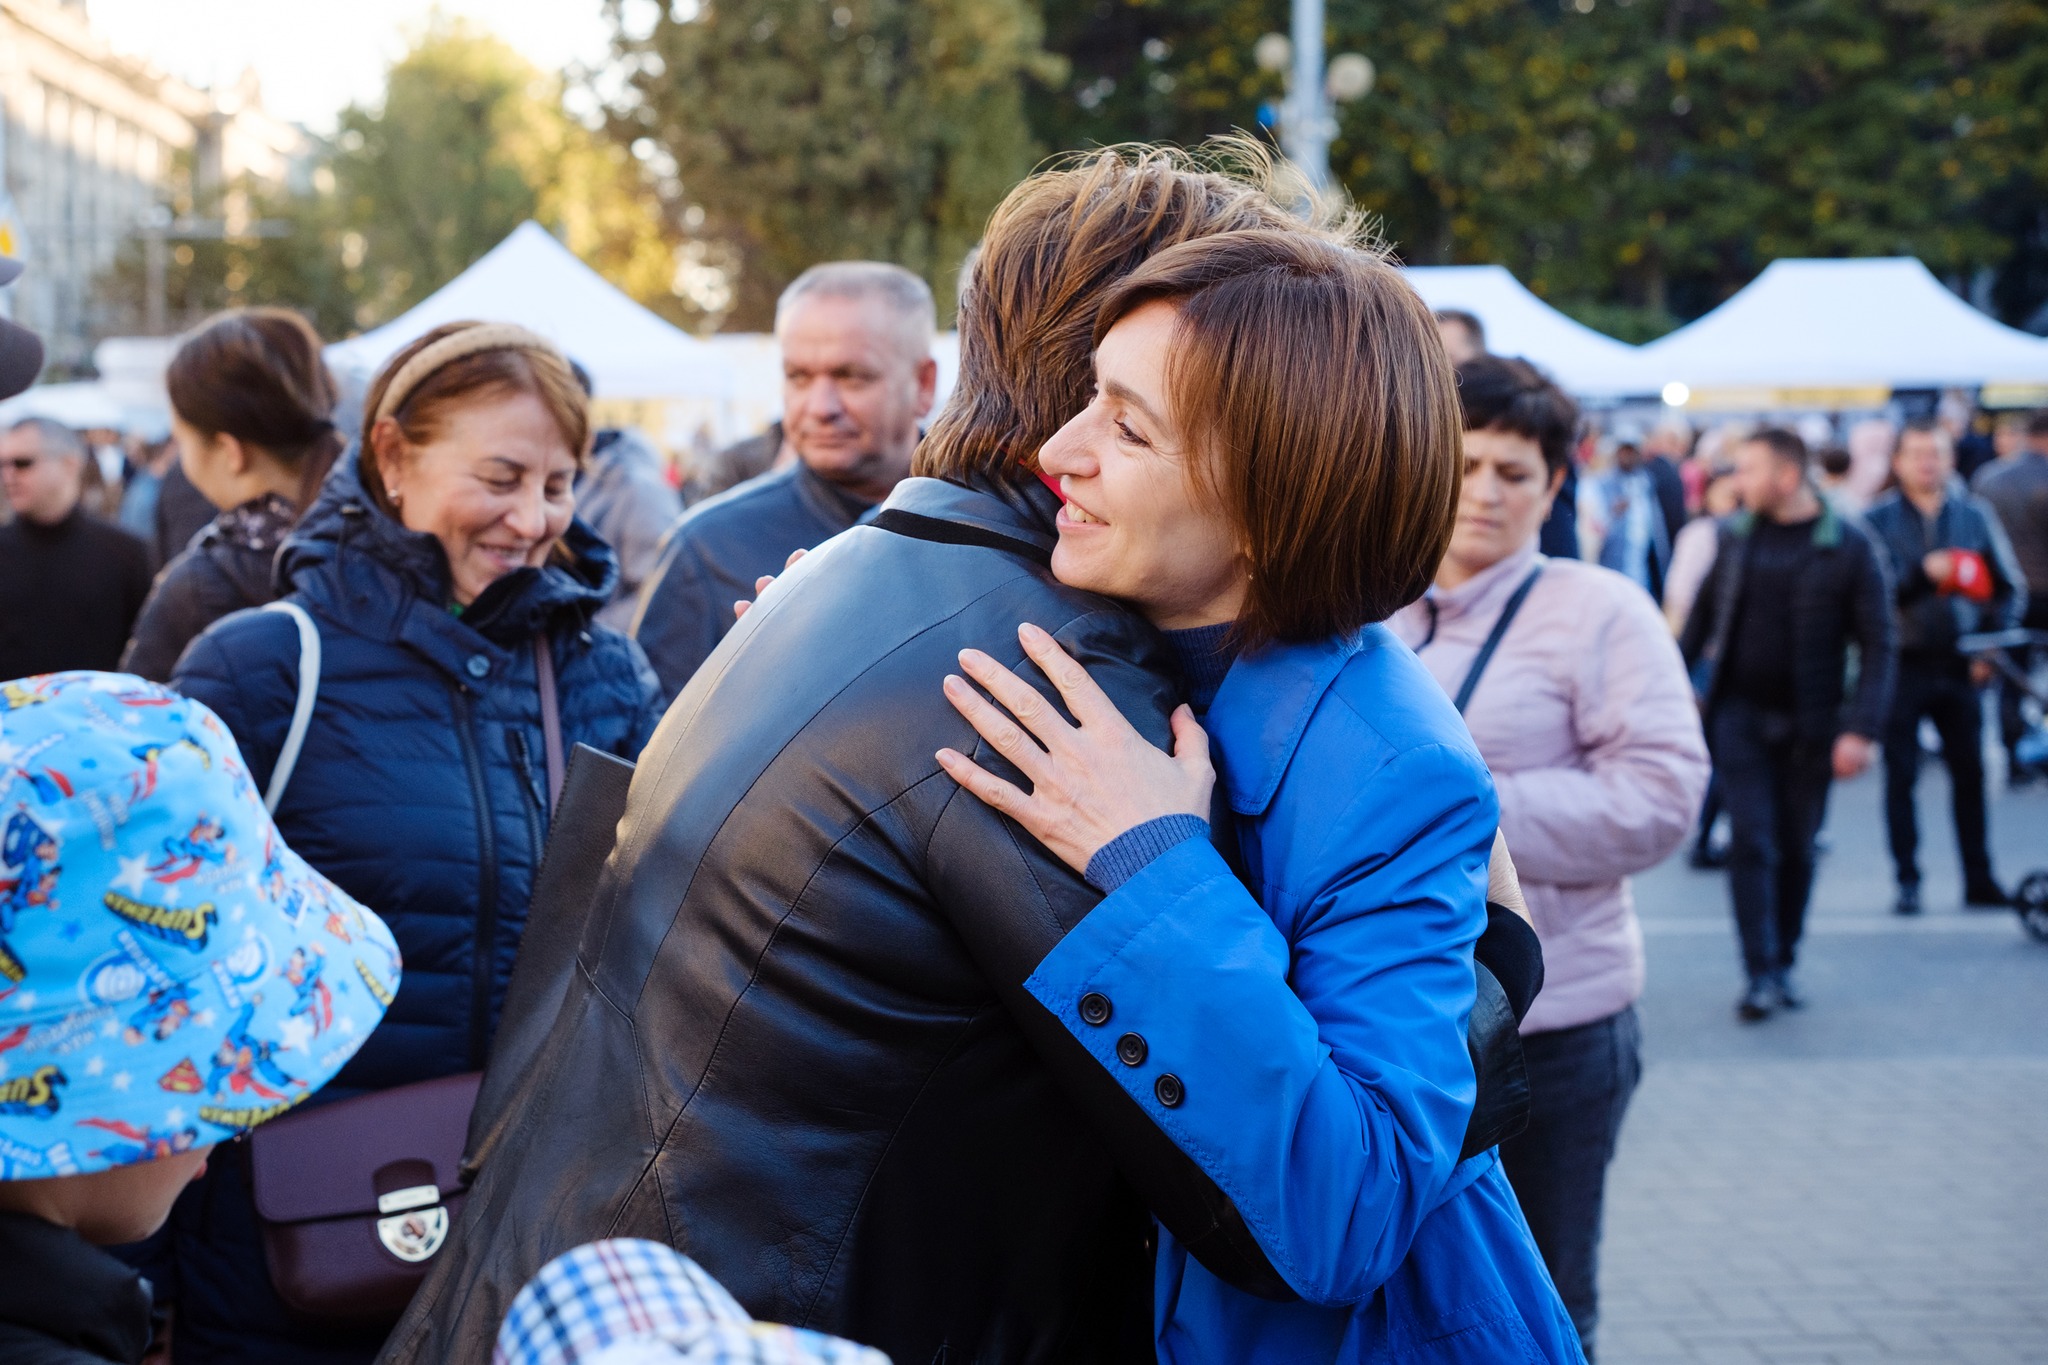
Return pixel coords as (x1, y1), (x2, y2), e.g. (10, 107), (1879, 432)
(917, 139), (1357, 481)
(1097, 230), (1463, 644)
(359, 321), (591, 516)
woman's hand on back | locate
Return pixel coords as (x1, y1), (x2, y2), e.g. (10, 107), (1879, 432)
(936, 622), (1214, 876)
(732, 547), (809, 620)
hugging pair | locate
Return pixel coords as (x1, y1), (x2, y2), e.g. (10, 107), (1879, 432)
(388, 144), (1581, 1365)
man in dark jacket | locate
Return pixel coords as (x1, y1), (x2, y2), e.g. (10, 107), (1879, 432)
(1971, 409), (2048, 782)
(0, 417), (153, 678)
(382, 149), (1324, 1365)
(631, 264), (938, 701)
(1682, 428), (1896, 1021)
(1865, 418), (2027, 911)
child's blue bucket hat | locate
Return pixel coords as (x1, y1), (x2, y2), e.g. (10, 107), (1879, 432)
(0, 672), (399, 1179)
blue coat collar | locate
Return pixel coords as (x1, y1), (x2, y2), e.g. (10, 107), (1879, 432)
(1206, 628), (1368, 817)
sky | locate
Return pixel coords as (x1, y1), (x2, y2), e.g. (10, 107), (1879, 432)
(85, 0), (618, 132)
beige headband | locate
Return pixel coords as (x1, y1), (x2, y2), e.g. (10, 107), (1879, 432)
(372, 323), (567, 427)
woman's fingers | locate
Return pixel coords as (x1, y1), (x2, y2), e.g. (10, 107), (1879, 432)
(942, 674), (1052, 785)
(955, 647), (1076, 749)
(733, 572), (780, 621)
(1016, 623), (1124, 731)
(935, 747), (1039, 825)
(1167, 705), (1214, 776)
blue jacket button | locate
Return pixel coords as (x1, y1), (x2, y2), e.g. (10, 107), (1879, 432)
(1078, 992), (1112, 1026)
(1116, 1033), (1148, 1066)
(466, 655), (490, 679)
(1154, 1073), (1184, 1108)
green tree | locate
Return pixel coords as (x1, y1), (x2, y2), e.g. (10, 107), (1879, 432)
(603, 0), (1063, 329)
(1029, 0), (2048, 337)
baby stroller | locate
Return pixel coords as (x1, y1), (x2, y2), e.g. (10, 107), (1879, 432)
(1961, 627), (2048, 944)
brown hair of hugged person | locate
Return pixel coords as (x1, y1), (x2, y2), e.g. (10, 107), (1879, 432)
(1094, 229), (1464, 645)
(916, 138), (1359, 483)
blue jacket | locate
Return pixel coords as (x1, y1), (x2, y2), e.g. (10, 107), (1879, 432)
(1026, 627), (1582, 1363)
(173, 451), (662, 1093)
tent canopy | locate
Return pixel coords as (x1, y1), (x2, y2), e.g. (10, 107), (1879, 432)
(0, 381), (129, 431)
(1637, 257), (2048, 393)
(326, 222), (729, 399)
(1402, 264), (1649, 398)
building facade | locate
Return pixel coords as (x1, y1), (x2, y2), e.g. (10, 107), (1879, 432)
(0, 0), (303, 372)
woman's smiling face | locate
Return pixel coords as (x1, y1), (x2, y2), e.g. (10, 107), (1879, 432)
(1036, 300), (1248, 631)
(375, 389), (579, 606)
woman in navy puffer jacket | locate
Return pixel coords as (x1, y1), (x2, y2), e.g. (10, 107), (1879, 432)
(162, 322), (662, 1365)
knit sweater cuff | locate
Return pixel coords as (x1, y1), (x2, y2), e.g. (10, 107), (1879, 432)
(1084, 814), (1211, 894)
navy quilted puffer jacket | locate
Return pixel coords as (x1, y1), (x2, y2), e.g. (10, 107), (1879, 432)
(172, 450), (662, 1091)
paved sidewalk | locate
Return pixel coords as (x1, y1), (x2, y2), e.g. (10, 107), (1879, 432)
(1595, 767), (2048, 1364)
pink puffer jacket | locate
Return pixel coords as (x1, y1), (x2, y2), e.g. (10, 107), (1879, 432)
(1389, 546), (1710, 1033)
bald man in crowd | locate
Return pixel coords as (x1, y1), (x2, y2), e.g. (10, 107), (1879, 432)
(633, 262), (938, 701)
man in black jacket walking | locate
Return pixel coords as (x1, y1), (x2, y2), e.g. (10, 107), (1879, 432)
(1682, 428), (1896, 1021)
(1865, 418), (2027, 912)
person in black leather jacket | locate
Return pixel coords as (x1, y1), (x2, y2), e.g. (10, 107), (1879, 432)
(382, 145), (1347, 1365)
(121, 310), (344, 681)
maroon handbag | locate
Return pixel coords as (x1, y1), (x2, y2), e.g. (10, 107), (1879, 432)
(245, 639), (566, 1324)
(249, 1069), (482, 1324)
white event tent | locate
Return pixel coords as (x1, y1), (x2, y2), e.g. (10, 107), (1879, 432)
(325, 221), (729, 400)
(1402, 264), (1651, 399)
(1635, 257), (2048, 402)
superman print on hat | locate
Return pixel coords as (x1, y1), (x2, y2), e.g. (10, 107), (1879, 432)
(0, 671), (400, 1180)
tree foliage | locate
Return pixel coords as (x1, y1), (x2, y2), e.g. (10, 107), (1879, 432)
(600, 0), (1062, 329)
(1029, 0), (2048, 338)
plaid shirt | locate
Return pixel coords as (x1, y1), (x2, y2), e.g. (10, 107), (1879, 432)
(493, 1240), (891, 1365)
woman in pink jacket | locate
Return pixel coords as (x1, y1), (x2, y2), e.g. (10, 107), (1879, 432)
(1390, 356), (1710, 1362)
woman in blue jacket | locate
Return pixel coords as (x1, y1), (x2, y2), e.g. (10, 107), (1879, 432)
(164, 322), (662, 1364)
(935, 231), (1582, 1361)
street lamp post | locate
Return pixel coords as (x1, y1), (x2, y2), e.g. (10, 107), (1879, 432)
(1285, 0), (1333, 190)
(1257, 0), (1373, 194)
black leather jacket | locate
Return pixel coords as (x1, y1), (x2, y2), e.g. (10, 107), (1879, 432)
(382, 474), (1286, 1365)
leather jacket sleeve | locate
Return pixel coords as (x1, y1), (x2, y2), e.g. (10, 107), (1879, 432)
(922, 607), (1298, 1302)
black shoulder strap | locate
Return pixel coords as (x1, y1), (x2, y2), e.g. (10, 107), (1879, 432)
(1452, 566), (1544, 714)
(869, 508), (1053, 567)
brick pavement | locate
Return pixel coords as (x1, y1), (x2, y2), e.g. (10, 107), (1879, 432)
(1593, 767), (2048, 1364)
